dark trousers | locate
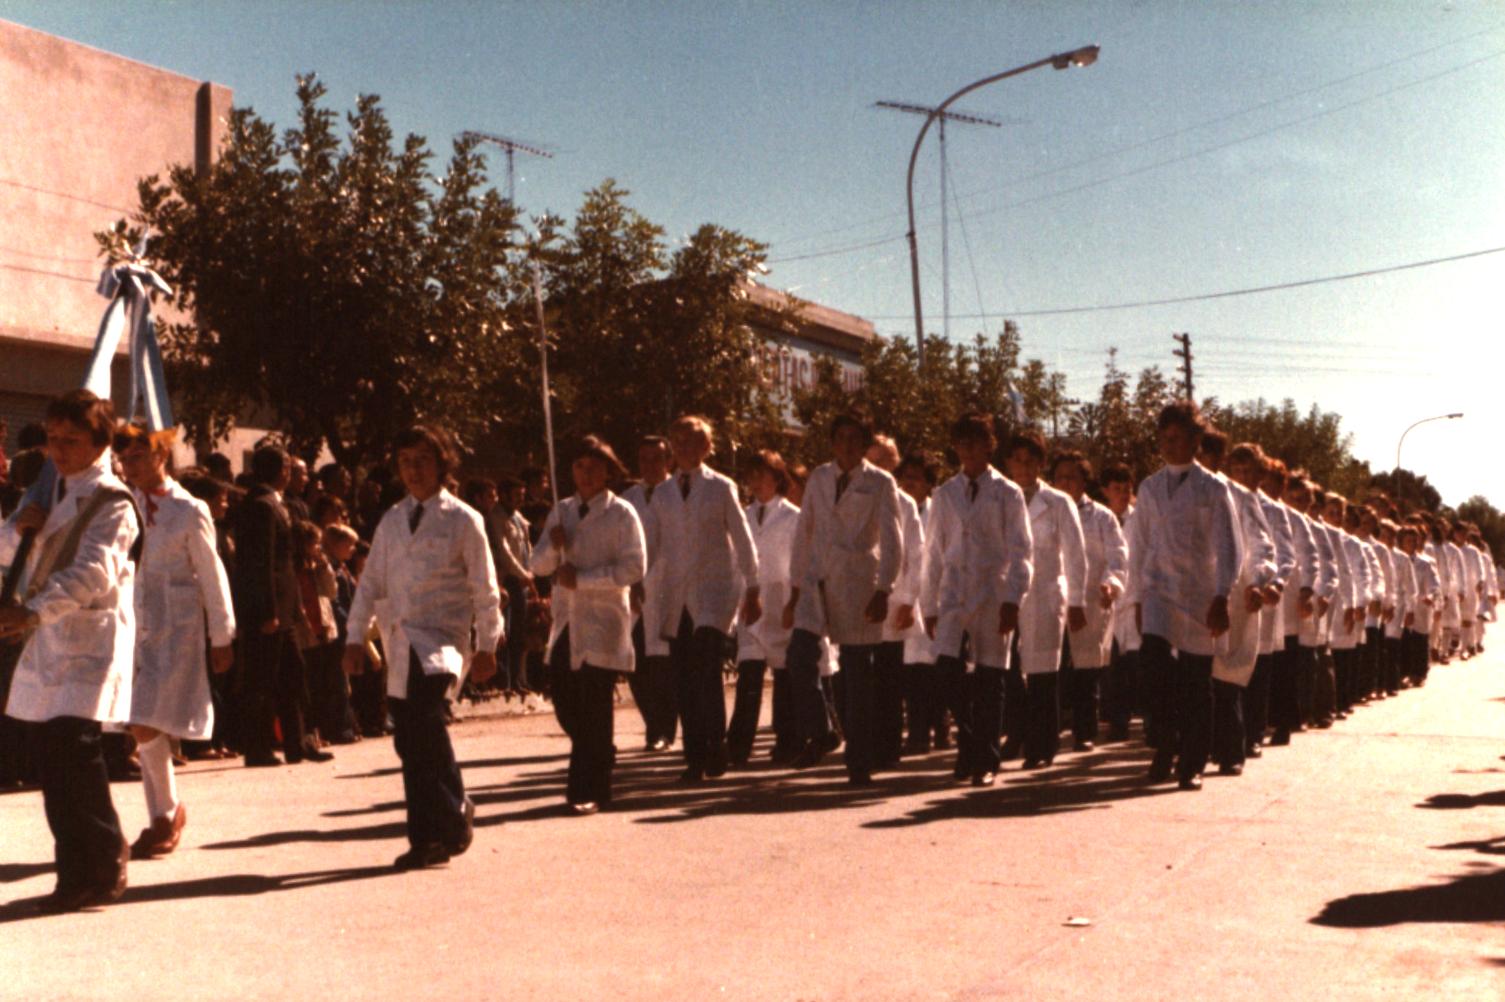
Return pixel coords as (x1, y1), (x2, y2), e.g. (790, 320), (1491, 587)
(1269, 637), (1302, 735)
(725, 664), (795, 759)
(238, 628), (311, 761)
(1067, 666), (1103, 745)
(1212, 679), (1246, 768)
(670, 611), (728, 774)
(904, 662), (945, 749)
(0, 643), (33, 784)
(629, 620), (678, 746)
(873, 641), (905, 766)
(1333, 646), (1357, 713)
(550, 633), (617, 806)
(502, 576), (529, 690)
(839, 644), (879, 778)
(1245, 652), (1274, 749)
(390, 650), (467, 848)
(788, 628), (831, 746)
(1023, 672), (1060, 764)
(33, 716), (123, 890)
(1362, 627), (1384, 699)
(1313, 647), (1337, 723)
(940, 654), (1004, 777)
(1104, 643), (1139, 737)
(1141, 634), (1213, 781)
(1404, 629), (1429, 684)
(1383, 636), (1404, 694)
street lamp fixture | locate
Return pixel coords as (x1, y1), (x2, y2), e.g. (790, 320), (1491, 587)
(1395, 411), (1464, 472)
(906, 46), (1100, 368)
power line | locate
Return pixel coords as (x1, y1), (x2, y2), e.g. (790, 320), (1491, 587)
(0, 175), (135, 214)
(860, 244), (1505, 320)
(768, 41), (1505, 265)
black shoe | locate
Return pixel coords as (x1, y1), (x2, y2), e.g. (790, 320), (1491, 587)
(1178, 774), (1204, 791)
(446, 799), (475, 857)
(1269, 729), (1291, 746)
(821, 732), (843, 753)
(393, 843), (450, 870)
(1147, 750), (1174, 783)
(791, 740), (826, 770)
(1246, 744), (1263, 759)
(570, 801), (600, 815)
(1022, 758), (1050, 771)
(971, 770), (997, 787)
(704, 753), (729, 779)
(677, 767), (704, 784)
(847, 772), (874, 787)
(1218, 763), (1243, 777)
(244, 753), (283, 768)
(1106, 725), (1130, 743)
(290, 746), (334, 764)
(1074, 739), (1095, 752)
(999, 740), (1022, 762)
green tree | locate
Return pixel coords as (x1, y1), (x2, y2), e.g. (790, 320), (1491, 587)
(109, 75), (526, 469)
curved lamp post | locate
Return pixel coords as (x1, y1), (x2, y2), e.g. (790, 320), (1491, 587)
(906, 45), (1100, 368)
(1395, 412), (1463, 471)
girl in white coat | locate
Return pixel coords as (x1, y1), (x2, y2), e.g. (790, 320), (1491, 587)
(896, 453), (945, 753)
(728, 451), (801, 765)
(531, 437), (646, 813)
(115, 425), (235, 859)
(866, 435), (925, 770)
(1005, 431), (1087, 769)
(1050, 451), (1126, 751)
(0, 391), (140, 912)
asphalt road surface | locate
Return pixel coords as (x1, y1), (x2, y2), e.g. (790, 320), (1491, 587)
(3, 652), (1504, 1001)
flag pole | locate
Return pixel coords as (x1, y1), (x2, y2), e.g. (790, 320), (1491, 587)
(530, 260), (560, 513)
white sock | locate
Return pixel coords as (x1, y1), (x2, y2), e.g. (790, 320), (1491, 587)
(138, 735), (179, 822)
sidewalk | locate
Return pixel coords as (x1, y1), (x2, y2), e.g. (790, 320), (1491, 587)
(2, 652), (1503, 1001)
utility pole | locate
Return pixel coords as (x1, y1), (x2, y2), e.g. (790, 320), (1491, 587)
(458, 130), (554, 205)
(1172, 332), (1194, 401)
(876, 100), (1011, 341)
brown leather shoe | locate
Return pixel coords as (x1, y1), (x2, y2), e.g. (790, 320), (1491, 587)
(130, 803), (186, 860)
(39, 838), (128, 913)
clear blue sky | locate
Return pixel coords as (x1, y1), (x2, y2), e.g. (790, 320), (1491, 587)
(7, 1), (1503, 506)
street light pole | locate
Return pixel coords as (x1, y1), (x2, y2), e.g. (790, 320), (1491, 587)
(1395, 412), (1463, 471)
(906, 45), (1099, 369)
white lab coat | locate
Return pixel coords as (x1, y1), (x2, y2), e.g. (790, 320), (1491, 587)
(1, 454), (138, 724)
(1302, 519), (1340, 648)
(530, 491), (645, 672)
(1442, 541), (1468, 627)
(1361, 539), (1387, 630)
(1410, 551), (1440, 634)
(903, 497), (938, 665)
(881, 489), (926, 645)
(1384, 544), (1415, 640)
(1213, 480), (1277, 687)
(129, 479), (236, 739)
(1017, 483), (1087, 675)
(923, 467), (1033, 669)
(1281, 504), (1319, 641)
(1067, 496), (1128, 671)
(1256, 492), (1297, 655)
(1112, 505), (1142, 655)
(788, 459), (903, 647)
(1329, 531), (1367, 651)
(649, 465), (758, 641)
(621, 479), (671, 657)
(1127, 463), (1240, 658)
(736, 496), (800, 669)
(346, 489), (504, 699)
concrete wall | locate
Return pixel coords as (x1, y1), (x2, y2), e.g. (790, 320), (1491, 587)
(0, 18), (230, 460)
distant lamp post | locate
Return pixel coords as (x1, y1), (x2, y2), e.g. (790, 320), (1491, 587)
(1395, 412), (1463, 472)
(905, 45), (1100, 368)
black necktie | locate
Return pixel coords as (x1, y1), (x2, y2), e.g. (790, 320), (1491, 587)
(645, 483), (656, 504)
(967, 478), (978, 503)
(579, 501), (590, 520)
(835, 471), (850, 503)
(679, 473), (691, 500)
(57, 478), (68, 503)
(409, 501), (424, 534)
(756, 504), (766, 526)
(1169, 469), (1190, 498)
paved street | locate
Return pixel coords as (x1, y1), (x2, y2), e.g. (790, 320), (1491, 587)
(3, 653), (1504, 1001)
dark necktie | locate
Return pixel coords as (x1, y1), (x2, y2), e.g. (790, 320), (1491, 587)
(679, 473), (691, 500)
(409, 501), (424, 534)
(579, 501), (590, 520)
(835, 471), (850, 503)
(967, 478), (978, 503)
(756, 503), (766, 526)
(1169, 469), (1190, 498)
(645, 483), (656, 504)
(57, 478), (68, 503)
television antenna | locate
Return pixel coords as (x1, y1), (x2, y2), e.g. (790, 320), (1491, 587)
(459, 130), (555, 205)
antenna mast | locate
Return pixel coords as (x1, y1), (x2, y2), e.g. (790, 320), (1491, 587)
(459, 130), (555, 204)
(876, 100), (1009, 340)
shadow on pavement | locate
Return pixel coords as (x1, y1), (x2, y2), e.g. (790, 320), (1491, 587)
(0, 865), (400, 924)
(336, 751), (569, 780)
(0, 862), (53, 884)
(1311, 863), (1505, 928)
(1416, 790), (1505, 810)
